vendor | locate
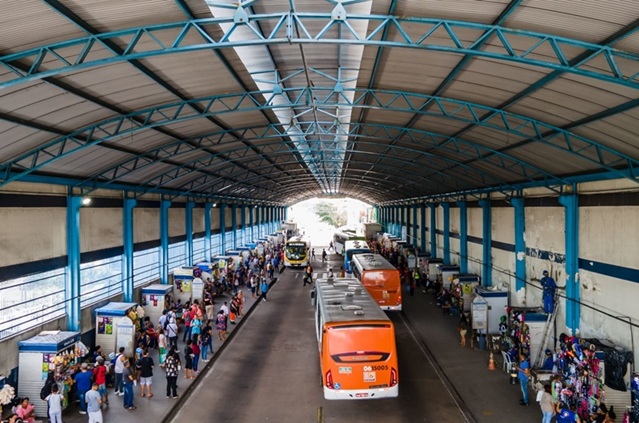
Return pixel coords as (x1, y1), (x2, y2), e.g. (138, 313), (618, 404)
(14, 397), (36, 423)
(541, 349), (554, 370)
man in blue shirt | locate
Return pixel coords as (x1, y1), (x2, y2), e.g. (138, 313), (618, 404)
(540, 270), (557, 313)
(73, 363), (92, 414)
(555, 402), (582, 422)
(517, 354), (530, 406)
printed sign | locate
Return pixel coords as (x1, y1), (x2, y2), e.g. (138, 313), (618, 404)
(363, 371), (376, 382)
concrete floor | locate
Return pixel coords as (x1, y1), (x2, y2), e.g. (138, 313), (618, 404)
(54, 249), (545, 423)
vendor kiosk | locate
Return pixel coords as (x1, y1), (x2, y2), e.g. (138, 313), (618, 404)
(474, 287), (508, 334)
(225, 250), (242, 269)
(94, 302), (138, 357)
(171, 266), (196, 303)
(212, 255), (230, 270)
(141, 284), (173, 327)
(426, 258), (443, 282)
(452, 274), (481, 312)
(18, 331), (84, 418)
(437, 264), (460, 290)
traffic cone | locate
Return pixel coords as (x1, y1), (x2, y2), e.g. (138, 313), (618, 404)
(487, 352), (496, 370)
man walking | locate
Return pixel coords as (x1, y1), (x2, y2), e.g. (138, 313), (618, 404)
(540, 270), (557, 313)
(517, 354), (530, 406)
(321, 249), (327, 262)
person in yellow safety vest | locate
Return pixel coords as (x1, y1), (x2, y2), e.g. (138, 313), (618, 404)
(413, 269), (421, 288)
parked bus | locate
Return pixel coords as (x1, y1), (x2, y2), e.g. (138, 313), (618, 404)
(313, 277), (399, 400)
(343, 240), (371, 274)
(284, 236), (310, 267)
(351, 253), (402, 311)
(333, 229), (364, 255)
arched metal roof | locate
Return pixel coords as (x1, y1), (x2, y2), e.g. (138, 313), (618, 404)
(1, 0), (638, 206)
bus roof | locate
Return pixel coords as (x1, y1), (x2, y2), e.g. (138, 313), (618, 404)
(315, 277), (390, 324)
(286, 236), (308, 244)
(351, 253), (397, 271)
(344, 240), (370, 250)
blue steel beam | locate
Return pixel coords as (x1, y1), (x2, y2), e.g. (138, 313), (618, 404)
(429, 204), (437, 258)
(42, 0), (291, 188)
(559, 192), (580, 334)
(6, 87), (611, 191)
(232, 204), (238, 250)
(185, 201), (194, 265)
(420, 204), (426, 254)
(78, 121), (567, 198)
(442, 203), (450, 263)
(479, 199), (493, 287)
(122, 197), (136, 302)
(457, 201), (468, 273)
(159, 200), (171, 284)
(1, 16), (638, 90)
(511, 197), (526, 293)
(205, 202), (212, 262)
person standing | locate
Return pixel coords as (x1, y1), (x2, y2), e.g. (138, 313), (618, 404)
(517, 354), (530, 406)
(85, 383), (103, 423)
(113, 347), (126, 396)
(201, 320), (213, 362)
(184, 340), (195, 379)
(166, 317), (179, 350)
(121, 360), (136, 410)
(73, 363), (92, 414)
(540, 270), (557, 314)
(45, 384), (63, 423)
(458, 313), (469, 348)
(216, 310), (227, 341)
(157, 328), (167, 366)
(136, 349), (154, 398)
(538, 384), (554, 423)
(322, 249), (327, 262)
(191, 335), (201, 374)
(339, 266), (345, 278)
(311, 248), (316, 261)
(182, 307), (193, 342)
(261, 276), (269, 301)
(92, 357), (108, 406)
(164, 350), (179, 399)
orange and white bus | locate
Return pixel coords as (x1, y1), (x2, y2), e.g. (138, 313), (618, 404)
(313, 277), (399, 400)
(351, 253), (402, 311)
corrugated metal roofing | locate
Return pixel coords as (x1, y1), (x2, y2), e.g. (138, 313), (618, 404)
(0, 0), (637, 205)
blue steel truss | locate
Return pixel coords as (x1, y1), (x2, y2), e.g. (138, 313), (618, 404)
(1, 14), (639, 91)
(2, 87), (636, 192)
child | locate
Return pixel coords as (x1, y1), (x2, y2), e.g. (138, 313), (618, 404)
(46, 384), (63, 423)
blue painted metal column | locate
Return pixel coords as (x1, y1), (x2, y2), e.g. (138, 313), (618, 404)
(219, 203), (226, 253)
(241, 205), (247, 246)
(185, 201), (194, 265)
(511, 197), (527, 292)
(420, 204), (426, 253)
(249, 206), (255, 241)
(442, 202), (451, 264)
(429, 203), (437, 258)
(479, 199), (493, 287)
(65, 194), (82, 332)
(258, 206), (264, 237)
(159, 200), (170, 284)
(457, 200), (468, 273)
(394, 206), (399, 236)
(122, 197), (136, 302)
(231, 204), (238, 249)
(284, 206), (288, 222)
(412, 205), (418, 246)
(559, 192), (580, 334)
(204, 203), (212, 261)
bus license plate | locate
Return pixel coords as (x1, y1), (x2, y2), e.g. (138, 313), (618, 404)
(356, 393), (369, 398)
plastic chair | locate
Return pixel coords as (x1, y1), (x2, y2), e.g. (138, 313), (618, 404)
(501, 350), (512, 372)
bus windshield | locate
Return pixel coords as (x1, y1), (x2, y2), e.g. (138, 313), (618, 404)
(286, 243), (307, 257)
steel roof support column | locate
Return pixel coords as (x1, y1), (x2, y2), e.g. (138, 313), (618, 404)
(159, 200), (171, 284)
(559, 192), (580, 334)
(457, 201), (468, 273)
(219, 203), (227, 254)
(65, 194), (82, 332)
(412, 205), (418, 248)
(259, 206), (265, 238)
(185, 201), (194, 265)
(241, 205), (247, 247)
(420, 204), (426, 254)
(284, 206), (288, 222)
(442, 203), (451, 264)
(231, 204), (238, 250)
(479, 200), (493, 287)
(511, 197), (527, 294)
(393, 206), (399, 236)
(205, 202), (212, 262)
(249, 206), (255, 242)
(429, 204), (437, 258)
(268, 206), (273, 234)
(122, 197), (136, 302)
(403, 206), (409, 239)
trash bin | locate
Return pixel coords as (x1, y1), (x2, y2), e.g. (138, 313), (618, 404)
(477, 333), (486, 351)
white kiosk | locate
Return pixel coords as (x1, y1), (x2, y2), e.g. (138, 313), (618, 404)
(171, 266), (195, 303)
(18, 331), (83, 418)
(474, 287), (508, 334)
(141, 284), (173, 327)
(94, 302), (138, 357)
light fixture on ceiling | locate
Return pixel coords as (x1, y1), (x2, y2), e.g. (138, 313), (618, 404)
(81, 197), (92, 206)
(212, 203), (217, 207)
